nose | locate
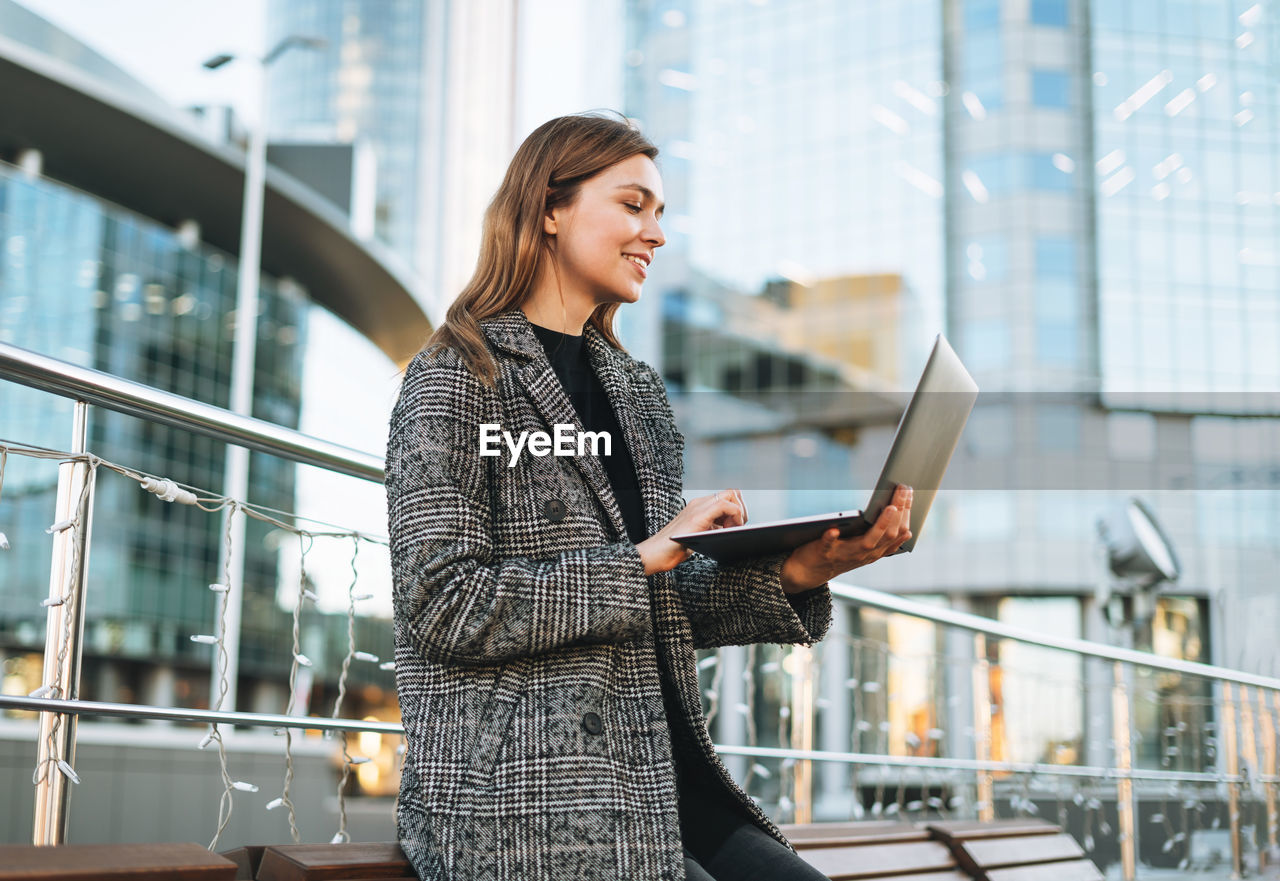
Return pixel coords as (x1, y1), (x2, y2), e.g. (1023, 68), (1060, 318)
(644, 215), (666, 249)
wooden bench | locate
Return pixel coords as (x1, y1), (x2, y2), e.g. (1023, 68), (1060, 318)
(0, 842), (237, 880)
(219, 843), (413, 881)
(0, 823), (1102, 881)
(779, 821), (968, 880)
(925, 818), (1103, 881)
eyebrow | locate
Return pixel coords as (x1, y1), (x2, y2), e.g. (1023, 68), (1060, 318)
(615, 183), (665, 218)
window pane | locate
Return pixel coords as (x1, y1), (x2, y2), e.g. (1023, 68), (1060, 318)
(1031, 69), (1070, 107)
(1030, 0), (1069, 27)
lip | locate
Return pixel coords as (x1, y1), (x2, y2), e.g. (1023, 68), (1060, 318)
(624, 255), (648, 279)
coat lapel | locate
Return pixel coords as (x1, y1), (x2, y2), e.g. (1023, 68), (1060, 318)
(481, 311), (639, 541)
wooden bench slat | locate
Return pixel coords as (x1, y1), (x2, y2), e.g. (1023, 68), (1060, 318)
(0, 843), (237, 880)
(960, 833), (1084, 870)
(780, 821), (921, 839)
(798, 840), (956, 880)
(255, 843), (411, 881)
(926, 818), (1059, 842)
(783, 822), (928, 849)
(983, 858), (1103, 881)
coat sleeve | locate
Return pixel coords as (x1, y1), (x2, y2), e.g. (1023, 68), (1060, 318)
(386, 347), (652, 668)
(636, 365), (833, 649)
(671, 552), (833, 650)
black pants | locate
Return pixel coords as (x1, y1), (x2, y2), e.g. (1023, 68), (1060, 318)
(677, 770), (827, 881)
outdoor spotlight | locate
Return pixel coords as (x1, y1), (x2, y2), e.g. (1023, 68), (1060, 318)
(1097, 498), (1181, 585)
(1096, 498), (1181, 629)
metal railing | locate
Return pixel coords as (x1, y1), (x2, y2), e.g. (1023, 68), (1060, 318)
(2, 340), (1278, 877)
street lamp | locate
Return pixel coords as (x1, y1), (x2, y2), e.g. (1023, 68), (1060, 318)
(202, 34), (326, 716)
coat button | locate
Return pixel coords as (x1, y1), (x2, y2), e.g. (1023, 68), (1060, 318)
(581, 711), (603, 735)
(543, 499), (567, 522)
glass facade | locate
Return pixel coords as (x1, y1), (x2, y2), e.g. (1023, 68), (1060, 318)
(626, 0), (1280, 821)
(0, 162), (392, 710)
(266, 0), (427, 265)
(1092, 0), (1280, 399)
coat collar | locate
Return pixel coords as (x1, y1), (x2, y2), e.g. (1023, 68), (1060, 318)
(480, 309), (665, 541)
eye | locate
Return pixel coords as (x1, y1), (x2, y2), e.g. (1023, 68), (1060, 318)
(623, 202), (642, 213)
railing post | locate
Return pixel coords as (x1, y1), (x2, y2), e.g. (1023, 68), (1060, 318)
(790, 645), (814, 824)
(972, 633), (994, 821)
(32, 401), (95, 845)
(1111, 662), (1136, 881)
(1261, 689), (1278, 857)
(1223, 681), (1244, 879)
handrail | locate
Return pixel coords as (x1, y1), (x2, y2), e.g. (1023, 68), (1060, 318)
(829, 581), (1280, 691)
(3, 695), (1260, 786)
(711, 744), (1246, 785)
(0, 695), (404, 735)
(0, 342), (384, 482)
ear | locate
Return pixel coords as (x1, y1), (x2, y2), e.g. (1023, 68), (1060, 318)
(543, 187), (557, 236)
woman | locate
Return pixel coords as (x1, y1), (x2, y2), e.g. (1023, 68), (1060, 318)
(386, 113), (913, 881)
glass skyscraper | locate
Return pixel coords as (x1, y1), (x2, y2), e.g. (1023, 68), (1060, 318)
(266, 0), (521, 315)
(624, 0), (1280, 817)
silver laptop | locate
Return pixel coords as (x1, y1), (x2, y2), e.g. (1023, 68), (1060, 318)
(673, 334), (978, 565)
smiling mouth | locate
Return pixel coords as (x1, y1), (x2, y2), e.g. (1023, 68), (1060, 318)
(624, 255), (648, 277)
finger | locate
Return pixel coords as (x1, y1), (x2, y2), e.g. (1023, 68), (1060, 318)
(863, 504), (896, 546)
(709, 493), (747, 528)
(897, 489), (913, 533)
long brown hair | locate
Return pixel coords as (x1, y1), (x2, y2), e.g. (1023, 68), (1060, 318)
(424, 112), (659, 387)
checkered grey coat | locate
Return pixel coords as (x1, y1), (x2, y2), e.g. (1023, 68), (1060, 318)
(386, 309), (832, 881)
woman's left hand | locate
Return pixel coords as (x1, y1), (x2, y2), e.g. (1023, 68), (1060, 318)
(779, 485), (913, 594)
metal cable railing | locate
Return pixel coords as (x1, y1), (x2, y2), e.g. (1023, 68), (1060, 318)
(2, 340), (1278, 877)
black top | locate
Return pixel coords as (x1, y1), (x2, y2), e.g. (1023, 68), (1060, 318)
(529, 323), (648, 544)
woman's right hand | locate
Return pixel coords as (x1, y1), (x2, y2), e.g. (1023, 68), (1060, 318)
(636, 490), (747, 575)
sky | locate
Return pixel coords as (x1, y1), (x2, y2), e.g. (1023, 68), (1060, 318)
(15, 0), (266, 123)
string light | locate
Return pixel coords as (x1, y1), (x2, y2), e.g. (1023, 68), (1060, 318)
(1, 441), (396, 850)
(139, 476), (198, 505)
(55, 760), (80, 784)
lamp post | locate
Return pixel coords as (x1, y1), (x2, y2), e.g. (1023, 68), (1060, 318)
(202, 35), (325, 718)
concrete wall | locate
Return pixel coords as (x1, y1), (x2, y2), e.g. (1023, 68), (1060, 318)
(0, 720), (396, 848)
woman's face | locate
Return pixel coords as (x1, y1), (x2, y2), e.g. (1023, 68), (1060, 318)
(544, 153), (666, 308)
